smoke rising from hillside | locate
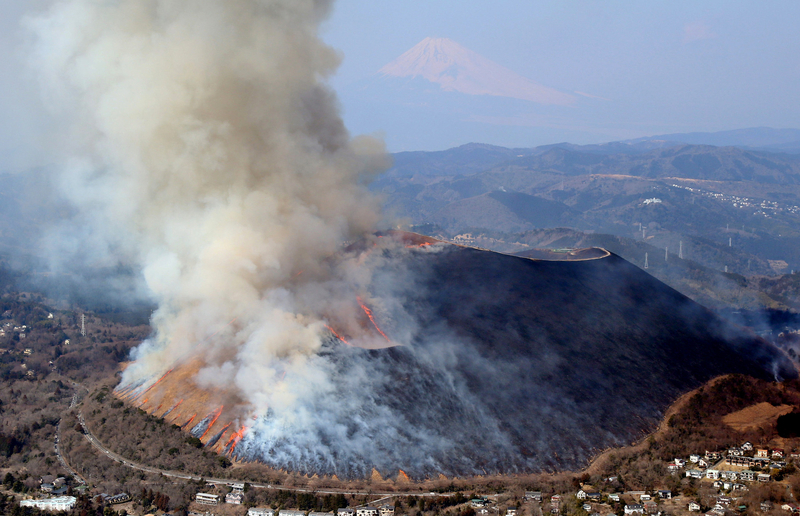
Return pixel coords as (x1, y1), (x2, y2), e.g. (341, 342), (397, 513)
(23, 1), (795, 480)
(24, 0), (408, 468)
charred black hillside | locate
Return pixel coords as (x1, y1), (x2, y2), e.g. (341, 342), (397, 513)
(237, 242), (795, 478)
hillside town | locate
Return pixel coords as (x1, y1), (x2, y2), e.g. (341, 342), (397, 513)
(6, 438), (799, 516)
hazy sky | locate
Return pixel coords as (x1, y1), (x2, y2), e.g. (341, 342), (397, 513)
(1, 1), (798, 165)
(321, 1), (800, 150)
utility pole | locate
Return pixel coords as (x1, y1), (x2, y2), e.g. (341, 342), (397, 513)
(729, 237), (732, 247)
(665, 247), (668, 262)
(679, 240), (683, 259)
(644, 252), (649, 269)
(81, 314), (86, 337)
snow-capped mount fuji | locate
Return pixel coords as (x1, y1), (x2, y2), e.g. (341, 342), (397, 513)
(379, 37), (575, 106)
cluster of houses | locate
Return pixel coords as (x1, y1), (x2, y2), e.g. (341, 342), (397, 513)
(0, 322), (27, 339)
(195, 490), (398, 516)
(39, 476), (68, 496)
(670, 442), (790, 487)
(468, 496), (517, 516)
(244, 507), (396, 516)
(515, 441), (798, 516)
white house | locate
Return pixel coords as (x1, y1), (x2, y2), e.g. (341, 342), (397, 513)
(690, 454), (701, 463)
(706, 469), (721, 480)
(577, 490), (588, 500)
(624, 505), (644, 515)
(688, 502), (701, 512)
(226, 492), (244, 504)
(250, 509), (276, 516)
(21, 497), (77, 512)
(196, 493), (219, 505)
(357, 507), (379, 516)
(281, 511), (306, 516)
(739, 470), (756, 482)
(379, 505), (395, 516)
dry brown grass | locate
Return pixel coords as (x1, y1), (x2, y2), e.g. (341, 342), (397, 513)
(722, 401), (794, 432)
(582, 375), (733, 476)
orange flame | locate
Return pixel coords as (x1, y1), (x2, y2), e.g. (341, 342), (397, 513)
(398, 469), (410, 481)
(166, 399), (184, 422)
(405, 242), (432, 248)
(199, 406), (224, 441)
(211, 423), (232, 451)
(182, 414), (196, 428)
(225, 425), (248, 454)
(357, 296), (390, 342)
(324, 325), (350, 345)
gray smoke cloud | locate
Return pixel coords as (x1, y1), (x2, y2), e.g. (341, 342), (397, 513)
(22, 0), (422, 468)
(25, 0), (787, 481)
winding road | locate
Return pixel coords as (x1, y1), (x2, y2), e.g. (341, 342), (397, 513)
(73, 399), (441, 498)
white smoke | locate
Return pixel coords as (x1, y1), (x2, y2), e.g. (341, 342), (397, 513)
(25, 0), (391, 442)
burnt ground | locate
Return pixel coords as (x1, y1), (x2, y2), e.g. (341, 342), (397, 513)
(233, 242), (795, 478)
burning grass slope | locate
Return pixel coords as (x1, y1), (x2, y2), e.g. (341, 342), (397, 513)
(116, 237), (794, 478)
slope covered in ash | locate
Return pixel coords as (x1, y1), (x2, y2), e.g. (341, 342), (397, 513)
(232, 241), (794, 478)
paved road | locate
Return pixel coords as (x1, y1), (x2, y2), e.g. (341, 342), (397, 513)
(52, 380), (87, 485)
(54, 418), (86, 485)
(76, 411), (442, 498)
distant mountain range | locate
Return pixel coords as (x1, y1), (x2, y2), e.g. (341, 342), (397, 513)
(625, 127), (800, 154)
(383, 137), (800, 181)
(374, 138), (800, 283)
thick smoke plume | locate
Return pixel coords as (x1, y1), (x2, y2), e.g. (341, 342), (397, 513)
(24, 1), (794, 481)
(25, 0), (406, 470)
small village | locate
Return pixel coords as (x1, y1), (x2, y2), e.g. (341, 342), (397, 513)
(517, 441), (799, 516)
